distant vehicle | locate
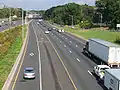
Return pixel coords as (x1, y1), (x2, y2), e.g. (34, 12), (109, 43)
(23, 67), (35, 79)
(37, 22), (39, 25)
(104, 69), (120, 90)
(58, 29), (62, 33)
(48, 28), (52, 31)
(39, 19), (43, 22)
(83, 38), (120, 67)
(61, 29), (64, 32)
(93, 65), (110, 80)
(45, 31), (49, 34)
(53, 27), (56, 30)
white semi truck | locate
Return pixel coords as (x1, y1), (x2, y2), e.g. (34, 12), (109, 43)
(83, 38), (120, 67)
(104, 69), (120, 90)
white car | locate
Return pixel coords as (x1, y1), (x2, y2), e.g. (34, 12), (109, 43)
(93, 65), (110, 80)
(23, 67), (35, 79)
(45, 31), (49, 34)
(61, 29), (64, 32)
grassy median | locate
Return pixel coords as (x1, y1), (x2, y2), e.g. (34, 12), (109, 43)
(0, 25), (27, 89)
(61, 26), (120, 44)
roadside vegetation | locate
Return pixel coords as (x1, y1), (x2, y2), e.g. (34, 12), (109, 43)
(44, 0), (120, 30)
(0, 25), (27, 89)
(61, 26), (120, 44)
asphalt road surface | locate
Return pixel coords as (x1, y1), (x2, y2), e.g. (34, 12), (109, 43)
(0, 20), (22, 32)
(11, 20), (107, 90)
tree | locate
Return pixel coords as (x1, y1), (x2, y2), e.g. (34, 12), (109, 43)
(95, 0), (120, 29)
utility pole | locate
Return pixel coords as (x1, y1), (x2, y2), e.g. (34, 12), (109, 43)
(22, 10), (24, 42)
(9, 7), (12, 30)
(100, 13), (103, 27)
(72, 15), (73, 27)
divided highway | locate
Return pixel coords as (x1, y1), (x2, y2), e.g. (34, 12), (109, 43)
(10, 20), (106, 90)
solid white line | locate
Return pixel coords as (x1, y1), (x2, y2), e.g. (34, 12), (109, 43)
(32, 23), (42, 90)
(65, 33), (85, 45)
(88, 70), (93, 76)
(65, 38), (67, 39)
(76, 58), (80, 62)
(70, 41), (72, 43)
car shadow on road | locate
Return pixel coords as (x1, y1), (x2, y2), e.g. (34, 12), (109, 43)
(91, 72), (108, 90)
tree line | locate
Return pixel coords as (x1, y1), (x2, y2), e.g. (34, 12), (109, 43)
(0, 8), (24, 19)
(43, 1), (120, 29)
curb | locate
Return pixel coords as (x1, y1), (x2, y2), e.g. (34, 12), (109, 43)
(2, 22), (30, 90)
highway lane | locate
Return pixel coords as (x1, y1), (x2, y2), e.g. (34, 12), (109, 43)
(33, 21), (75, 90)
(12, 21), (40, 90)
(37, 20), (106, 90)
(12, 20), (75, 90)
(0, 20), (22, 32)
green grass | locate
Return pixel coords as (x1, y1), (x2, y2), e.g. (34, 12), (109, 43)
(0, 25), (27, 89)
(62, 26), (120, 43)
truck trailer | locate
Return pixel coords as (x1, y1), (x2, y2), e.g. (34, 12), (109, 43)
(104, 69), (120, 90)
(83, 38), (120, 67)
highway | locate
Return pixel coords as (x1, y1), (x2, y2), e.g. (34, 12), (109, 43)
(11, 20), (106, 90)
(0, 20), (22, 32)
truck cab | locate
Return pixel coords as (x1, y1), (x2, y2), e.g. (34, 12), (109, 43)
(93, 65), (110, 80)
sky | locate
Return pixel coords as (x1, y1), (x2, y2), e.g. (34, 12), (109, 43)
(0, 0), (96, 10)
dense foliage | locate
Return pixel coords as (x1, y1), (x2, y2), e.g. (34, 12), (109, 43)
(0, 8), (25, 19)
(95, 0), (120, 29)
(44, 3), (94, 28)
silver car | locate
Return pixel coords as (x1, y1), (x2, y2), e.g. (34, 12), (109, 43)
(45, 30), (49, 34)
(23, 67), (35, 79)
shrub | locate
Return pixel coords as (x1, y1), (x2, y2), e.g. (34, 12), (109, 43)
(114, 35), (120, 44)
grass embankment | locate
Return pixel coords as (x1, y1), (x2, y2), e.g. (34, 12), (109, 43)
(0, 25), (27, 89)
(61, 26), (120, 44)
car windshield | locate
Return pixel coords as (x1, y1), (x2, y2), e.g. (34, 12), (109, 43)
(25, 69), (34, 73)
(101, 68), (109, 70)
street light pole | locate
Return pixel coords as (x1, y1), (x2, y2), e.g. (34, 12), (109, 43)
(22, 10), (24, 42)
(69, 15), (74, 27)
(72, 15), (73, 27)
(100, 13), (103, 27)
(9, 7), (12, 30)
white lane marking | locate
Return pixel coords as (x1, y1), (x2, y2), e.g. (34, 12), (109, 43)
(69, 50), (72, 53)
(60, 41), (62, 43)
(70, 41), (72, 43)
(66, 33), (85, 45)
(65, 38), (67, 39)
(62, 36), (64, 37)
(76, 45), (78, 47)
(76, 58), (80, 62)
(88, 70), (93, 76)
(29, 53), (34, 56)
(57, 38), (58, 39)
(32, 23), (42, 90)
(64, 45), (66, 47)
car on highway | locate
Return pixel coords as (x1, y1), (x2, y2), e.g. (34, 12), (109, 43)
(45, 30), (49, 34)
(23, 67), (35, 79)
(93, 65), (110, 80)
(48, 28), (52, 31)
(53, 27), (56, 30)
